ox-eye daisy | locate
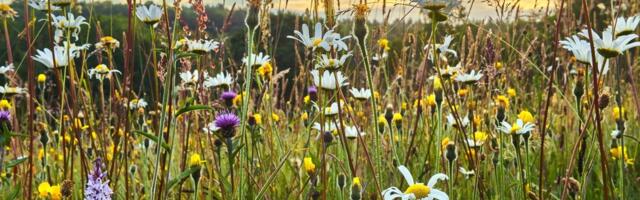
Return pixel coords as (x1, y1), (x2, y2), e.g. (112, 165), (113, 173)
(382, 165), (449, 200)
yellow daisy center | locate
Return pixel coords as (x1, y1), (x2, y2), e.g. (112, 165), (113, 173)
(312, 38), (323, 47)
(405, 183), (431, 198)
(510, 123), (521, 134)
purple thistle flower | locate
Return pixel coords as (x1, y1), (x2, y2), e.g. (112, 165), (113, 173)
(220, 91), (237, 107)
(308, 86), (318, 101)
(85, 158), (113, 200)
(0, 111), (11, 123)
(215, 111), (240, 138)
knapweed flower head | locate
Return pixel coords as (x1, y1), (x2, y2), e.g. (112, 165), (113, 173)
(85, 158), (113, 200)
(136, 3), (163, 26)
(214, 111), (240, 137)
(0, 111), (12, 123)
(382, 165), (449, 199)
(221, 90), (237, 107)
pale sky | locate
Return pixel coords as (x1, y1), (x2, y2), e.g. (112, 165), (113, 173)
(4, 0), (557, 21)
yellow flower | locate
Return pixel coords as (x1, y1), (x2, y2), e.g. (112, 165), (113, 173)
(457, 88), (469, 97)
(495, 95), (509, 108)
(303, 157), (315, 174)
(0, 3), (17, 18)
(0, 99), (11, 109)
(233, 92), (244, 106)
(38, 73), (47, 83)
(38, 182), (51, 198)
(507, 88), (516, 97)
(392, 113), (403, 124)
(374, 91), (381, 100)
(433, 77), (442, 90)
(405, 183), (431, 199)
(97, 36), (120, 49)
(378, 38), (390, 51)
(49, 185), (62, 200)
(427, 94), (436, 107)
(612, 106), (625, 120)
(441, 137), (450, 150)
(257, 62), (273, 77)
(353, 177), (361, 187)
(495, 61), (503, 70)
(271, 113), (280, 122)
(189, 153), (204, 167)
(518, 110), (535, 124)
(377, 115), (388, 126)
(303, 95), (311, 104)
(301, 112), (308, 121)
(253, 114), (263, 125)
(472, 131), (488, 142)
(610, 146), (634, 165)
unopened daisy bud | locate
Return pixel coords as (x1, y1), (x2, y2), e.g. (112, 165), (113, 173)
(384, 104), (394, 123)
(350, 177), (362, 200)
(598, 94), (610, 110)
(245, 0), (261, 30)
(445, 142), (457, 162)
(573, 80), (584, 101)
(352, 4), (370, 43)
(303, 157), (316, 175)
(61, 179), (73, 198)
(337, 173), (346, 190)
(323, 131), (334, 144)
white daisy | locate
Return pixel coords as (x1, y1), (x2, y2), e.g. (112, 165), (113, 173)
(179, 70), (199, 86)
(0, 85), (26, 95)
(345, 125), (366, 139)
(242, 52), (271, 66)
(202, 121), (220, 133)
(323, 101), (344, 116)
(29, 0), (61, 11)
(611, 129), (622, 138)
(349, 88), (372, 100)
(32, 45), (83, 69)
(49, 12), (88, 43)
(316, 53), (351, 70)
(183, 39), (219, 54)
(287, 23), (327, 50)
(382, 165), (449, 200)
(497, 119), (535, 135)
(312, 122), (338, 132)
(446, 113), (469, 128)
(454, 70), (483, 84)
(579, 29), (640, 58)
(424, 35), (457, 61)
(320, 32), (351, 51)
(0, 63), (14, 75)
(310, 70), (349, 90)
(136, 4), (163, 26)
(204, 72), (234, 88)
(88, 64), (121, 80)
(560, 35), (609, 74)
(129, 98), (148, 109)
(607, 15), (640, 36)
(458, 167), (475, 179)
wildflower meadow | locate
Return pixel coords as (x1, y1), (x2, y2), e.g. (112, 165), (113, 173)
(0, 0), (638, 199)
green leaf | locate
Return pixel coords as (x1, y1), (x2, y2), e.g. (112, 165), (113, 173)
(4, 183), (20, 199)
(133, 131), (171, 151)
(167, 166), (200, 190)
(5, 157), (27, 168)
(175, 105), (212, 117)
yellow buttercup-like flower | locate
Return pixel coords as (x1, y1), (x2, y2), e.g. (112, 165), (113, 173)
(303, 157), (316, 174)
(38, 182), (51, 198)
(392, 113), (403, 124)
(612, 106), (625, 120)
(610, 146), (634, 165)
(253, 114), (263, 125)
(507, 88), (516, 97)
(257, 62), (273, 77)
(189, 153), (205, 167)
(518, 110), (535, 124)
(495, 95), (509, 108)
(38, 73), (47, 83)
(0, 99), (11, 109)
(378, 38), (390, 51)
(271, 113), (280, 122)
(433, 77), (442, 90)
